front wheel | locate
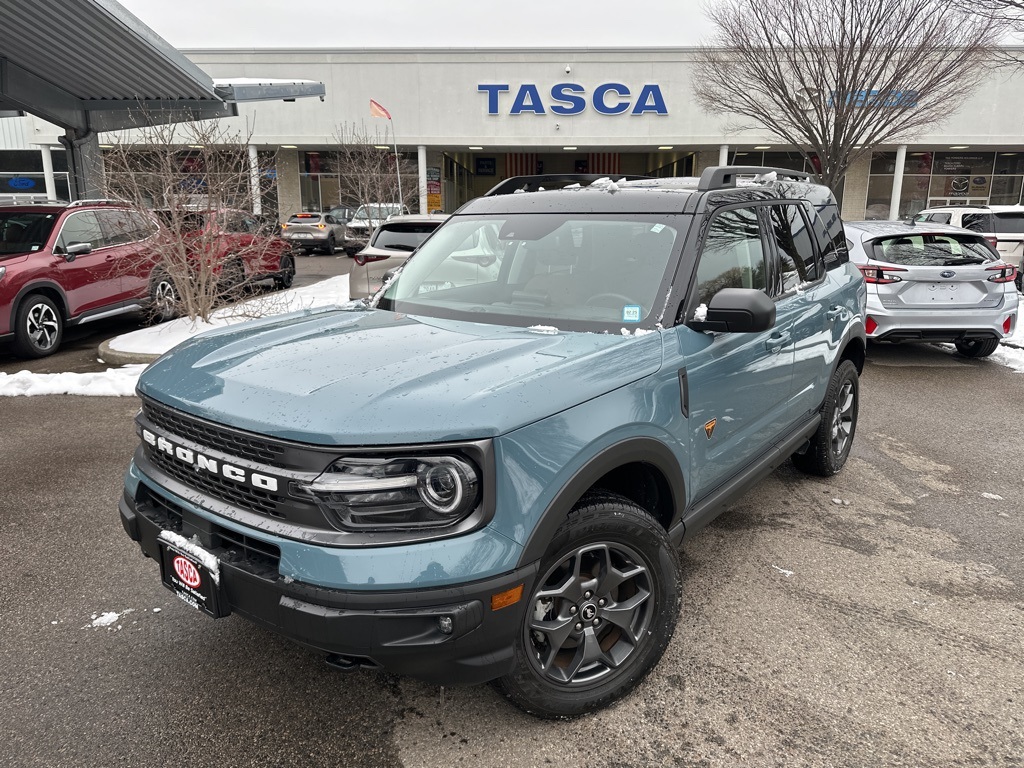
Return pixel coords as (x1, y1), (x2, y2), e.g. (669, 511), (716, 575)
(954, 337), (1000, 358)
(494, 493), (680, 719)
(14, 293), (63, 358)
(792, 358), (859, 477)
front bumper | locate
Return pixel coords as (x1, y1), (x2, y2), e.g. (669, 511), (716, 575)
(119, 484), (537, 686)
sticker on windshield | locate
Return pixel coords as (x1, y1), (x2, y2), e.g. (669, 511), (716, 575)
(622, 305), (642, 323)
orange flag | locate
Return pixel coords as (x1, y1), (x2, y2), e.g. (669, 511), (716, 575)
(369, 99), (391, 120)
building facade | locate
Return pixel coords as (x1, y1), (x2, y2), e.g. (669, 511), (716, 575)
(3, 47), (1023, 221)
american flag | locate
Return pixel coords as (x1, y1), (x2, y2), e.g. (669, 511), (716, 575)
(505, 153), (539, 177)
(589, 152), (621, 175)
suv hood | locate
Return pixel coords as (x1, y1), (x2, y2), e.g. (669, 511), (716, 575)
(138, 308), (662, 445)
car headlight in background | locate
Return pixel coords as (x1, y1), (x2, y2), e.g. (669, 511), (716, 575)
(300, 455), (481, 530)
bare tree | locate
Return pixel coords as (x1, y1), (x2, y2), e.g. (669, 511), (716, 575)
(329, 122), (418, 243)
(694, 0), (1006, 191)
(103, 118), (284, 321)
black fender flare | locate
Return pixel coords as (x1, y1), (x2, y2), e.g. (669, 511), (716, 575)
(10, 280), (71, 327)
(516, 436), (687, 567)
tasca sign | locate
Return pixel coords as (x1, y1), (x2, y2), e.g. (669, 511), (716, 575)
(478, 83), (668, 115)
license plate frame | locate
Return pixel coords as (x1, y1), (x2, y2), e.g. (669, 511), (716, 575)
(159, 542), (229, 618)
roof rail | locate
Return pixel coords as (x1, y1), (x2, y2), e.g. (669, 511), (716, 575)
(68, 198), (132, 207)
(697, 166), (812, 192)
(485, 174), (653, 196)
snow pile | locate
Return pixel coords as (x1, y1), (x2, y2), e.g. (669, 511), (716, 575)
(109, 274), (350, 356)
(85, 609), (134, 630)
(527, 325), (560, 335)
(0, 365), (147, 397)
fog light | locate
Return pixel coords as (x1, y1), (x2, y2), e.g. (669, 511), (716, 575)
(437, 616), (453, 634)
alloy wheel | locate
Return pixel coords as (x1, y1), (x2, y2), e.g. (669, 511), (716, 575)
(830, 379), (855, 458)
(26, 302), (59, 351)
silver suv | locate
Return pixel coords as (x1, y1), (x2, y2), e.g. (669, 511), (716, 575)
(915, 204), (1024, 290)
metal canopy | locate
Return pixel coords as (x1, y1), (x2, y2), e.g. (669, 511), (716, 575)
(0, 0), (325, 133)
(0, 0), (324, 198)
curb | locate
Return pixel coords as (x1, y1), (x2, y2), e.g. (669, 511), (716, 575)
(98, 338), (161, 367)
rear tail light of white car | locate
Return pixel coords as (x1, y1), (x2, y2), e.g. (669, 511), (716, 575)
(986, 264), (1017, 283)
(858, 265), (907, 284)
(986, 236), (999, 250)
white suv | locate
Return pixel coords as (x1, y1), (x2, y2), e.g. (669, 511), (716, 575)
(915, 204), (1024, 290)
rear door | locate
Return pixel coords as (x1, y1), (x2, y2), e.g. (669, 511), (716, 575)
(96, 208), (157, 302)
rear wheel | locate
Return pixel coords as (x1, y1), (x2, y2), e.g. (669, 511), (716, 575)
(323, 234), (336, 255)
(954, 337), (1000, 358)
(149, 272), (179, 324)
(792, 359), (859, 477)
(218, 259), (245, 299)
(494, 493), (680, 719)
(14, 293), (63, 358)
(275, 254), (295, 290)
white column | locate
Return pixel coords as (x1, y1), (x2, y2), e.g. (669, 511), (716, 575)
(417, 145), (427, 214)
(888, 145), (907, 220)
(719, 144), (729, 166)
(248, 145), (262, 215)
(39, 146), (56, 200)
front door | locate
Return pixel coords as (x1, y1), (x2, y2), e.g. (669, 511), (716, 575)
(53, 210), (122, 314)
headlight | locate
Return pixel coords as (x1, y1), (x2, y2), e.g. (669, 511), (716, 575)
(301, 455), (481, 531)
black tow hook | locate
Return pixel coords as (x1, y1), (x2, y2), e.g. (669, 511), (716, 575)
(325, 654), (362, 672)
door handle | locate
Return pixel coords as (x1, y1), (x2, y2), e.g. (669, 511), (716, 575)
(764, 331), (791, 353)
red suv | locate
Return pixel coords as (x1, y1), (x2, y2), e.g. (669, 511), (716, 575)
(0, 201), (164, 358)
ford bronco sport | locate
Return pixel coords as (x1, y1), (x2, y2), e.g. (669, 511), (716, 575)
(119, 168), (866, 718)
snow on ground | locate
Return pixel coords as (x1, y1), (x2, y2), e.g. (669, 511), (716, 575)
(108, 274), (350, 356)
(0, 276), (351, 397)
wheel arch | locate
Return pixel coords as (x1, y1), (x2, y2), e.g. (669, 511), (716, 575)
(11, 281), (70, 327)
(516, 437), (685, 567)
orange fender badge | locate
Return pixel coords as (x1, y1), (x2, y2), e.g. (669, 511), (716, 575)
(704, 419), (717, 439)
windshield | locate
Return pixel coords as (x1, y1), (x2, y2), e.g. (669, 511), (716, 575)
(376, 214), (682, 331)
(870, 233), (998, 266)
(0, 212), (58, 255)
(353, 204), (400, 221)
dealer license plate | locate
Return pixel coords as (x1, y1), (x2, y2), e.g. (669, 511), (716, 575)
(159, 542), (228, 618)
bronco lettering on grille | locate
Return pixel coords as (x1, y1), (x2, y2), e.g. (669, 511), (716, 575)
(142, 428), (280, 492)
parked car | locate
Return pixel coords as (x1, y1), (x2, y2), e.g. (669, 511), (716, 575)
(845, 220), (1018, 357)
(119, 168), (865, 719)
(914, 204), (1024, 291)
(343, 203), (410, 253)
(0, 199), (163, 358)
(280, 212), (347, 255)
(152, 208), (296, 293)
(349, 213), (449, 298)
(326, 205), (357, 225)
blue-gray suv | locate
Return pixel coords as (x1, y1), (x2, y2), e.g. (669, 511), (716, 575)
(119, 167), (866, 718)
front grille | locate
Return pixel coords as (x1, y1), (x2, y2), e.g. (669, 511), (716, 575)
(148, 449), (284, 518)
(142, 400), (287, 467)
(136, 486), (281, 573)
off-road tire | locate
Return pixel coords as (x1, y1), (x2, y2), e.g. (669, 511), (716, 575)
(792, 358), (859, 477)
(14, 293), (63, 358)
(494, 492), (680, 719)
(954, 337), (1000, 358)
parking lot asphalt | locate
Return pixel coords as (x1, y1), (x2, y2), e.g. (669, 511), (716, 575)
(2, 280), (1023, 766)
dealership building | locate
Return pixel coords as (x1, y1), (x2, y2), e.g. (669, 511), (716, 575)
(3, 47), (1024, 221)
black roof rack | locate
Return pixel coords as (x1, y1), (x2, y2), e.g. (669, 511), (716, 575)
(698, 166), (813, 192)
(485, 174), (653, 197)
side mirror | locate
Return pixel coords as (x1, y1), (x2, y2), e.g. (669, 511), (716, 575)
(689, 288), (776, 333)
(63, 241), (93, 261)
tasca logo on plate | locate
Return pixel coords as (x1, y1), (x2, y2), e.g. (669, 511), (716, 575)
(173, 555), (202, 588)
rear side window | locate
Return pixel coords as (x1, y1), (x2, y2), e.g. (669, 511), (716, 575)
(961, 213), (994, 232)
(992, 212), (1024, 234)
(766, 203), (820, 292)
(57, 211), (106, 251)
(695, 207), (767, 305)
(96, 209), (139, 245)
(870, 234), (997, 266)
